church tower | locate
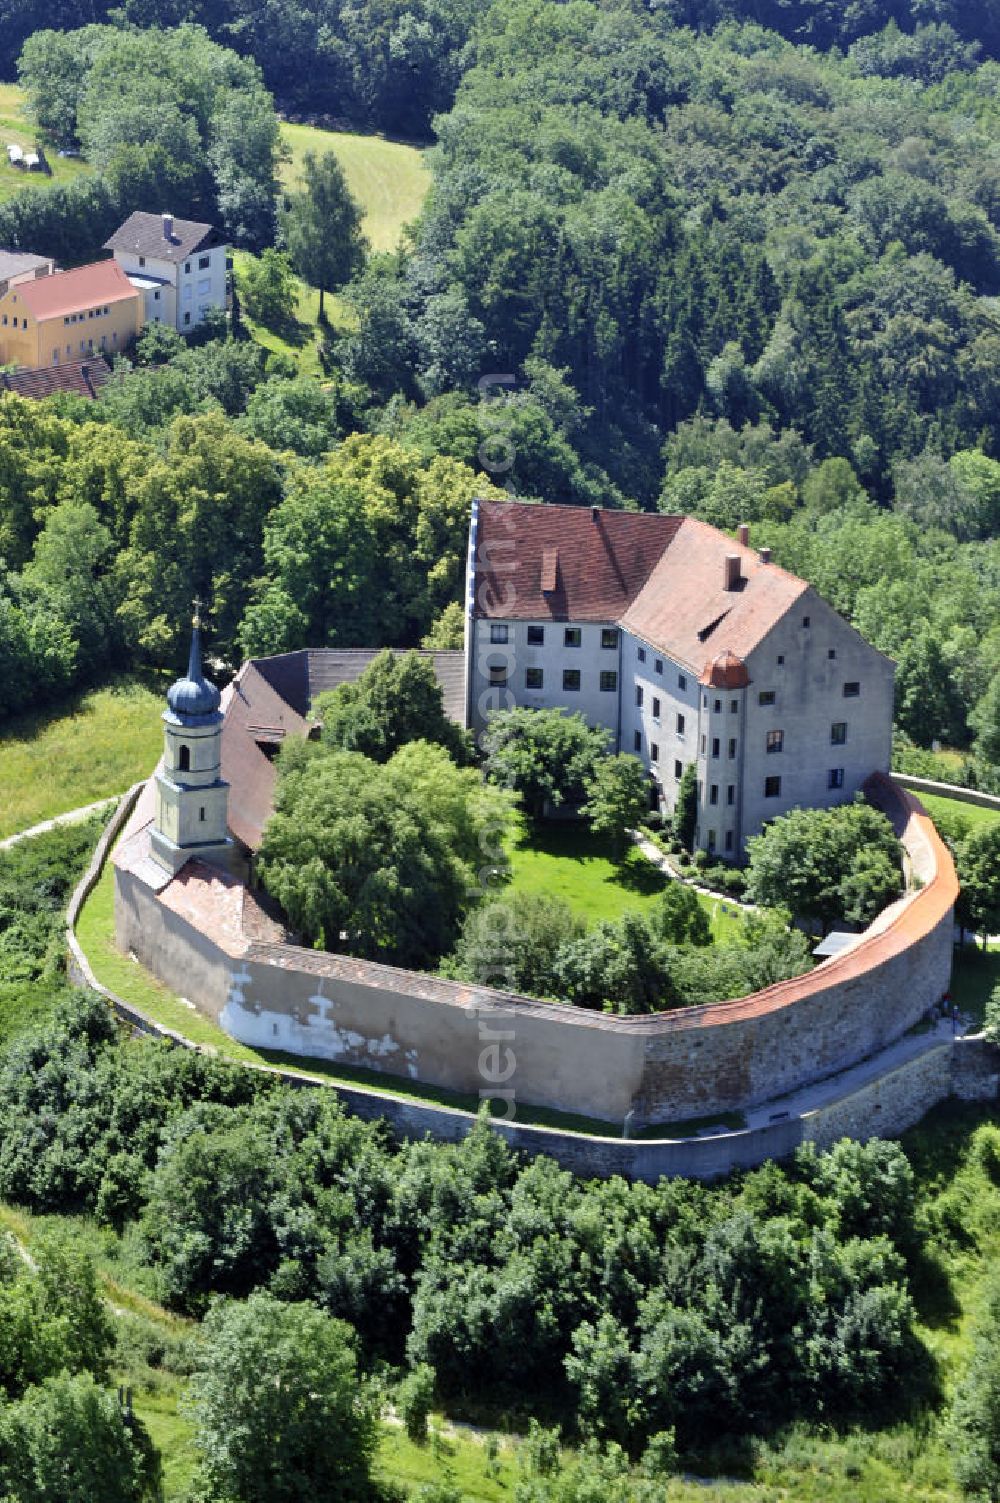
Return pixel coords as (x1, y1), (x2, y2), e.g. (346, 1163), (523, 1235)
(150, 608), (234, 877)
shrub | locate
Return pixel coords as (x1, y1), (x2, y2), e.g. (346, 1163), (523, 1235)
(398, 1363), (436, 1442)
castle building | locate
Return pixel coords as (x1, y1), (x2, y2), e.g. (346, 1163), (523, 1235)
(150, 615), (235, 877)
(464, 500), (894, 857)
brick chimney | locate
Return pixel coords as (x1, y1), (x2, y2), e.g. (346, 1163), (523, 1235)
(737, 523), (750, 547)
(724, 554), (742, 591)
(162, 212), (174, 241)
(759, 546), (772, 564)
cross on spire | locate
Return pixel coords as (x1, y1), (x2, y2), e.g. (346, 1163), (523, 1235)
(192, 595), (204, 629)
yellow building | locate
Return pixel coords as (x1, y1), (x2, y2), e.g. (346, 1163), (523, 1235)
(0, 258), (143, 369)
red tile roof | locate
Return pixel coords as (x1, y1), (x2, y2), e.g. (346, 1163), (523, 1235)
(473, 501), (811, 674)
(474, 501), (681, 623)
(223, 650), (467, 853)
(621, 516), (809, 673)
(13, 259), (138, 321)
(700, 650), (750, 689)
(0, 355), (111, 401)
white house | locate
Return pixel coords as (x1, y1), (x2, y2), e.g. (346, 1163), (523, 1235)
(104, 211), (229, 334)
(465, 499), (895, 858)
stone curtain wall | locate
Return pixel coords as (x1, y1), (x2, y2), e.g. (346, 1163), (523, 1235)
(113, 774), (959, 1129)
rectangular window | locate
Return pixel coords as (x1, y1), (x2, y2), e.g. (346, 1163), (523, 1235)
(199, 807), (206, 822)
(727, 785), (735, 806)
(600, 671), (617, 692)
(634, 731), (642, 753)
(803, 615), (811, 628)
(764, 775), (782, 799)
(601, 628), (618, 649)
(708, 829), (717, 852)
(713, 699), (721, 713)
(766, 729), (784, 754)
(199, 254), (210, 270)
(655, 659), (663, 675)
(652, 697), (661, 720)
(489, 665), (507, 688)
(728, 738), (737, 758)
(710, 785), (719, 806)
(725, 830), (734, 852)
(564, 627), (581, 648)
(635, 685), (643, 708)
(777, 654), (784, 665)
(843, 681), (860, 698)
(678, 673), (687, 691)
(563, 669), (581, 692)
(711, 738), (720, 758)
(138, 255), (145, 267)
(650, 742), (659, 763)
(638, 646), (646, 663)
(730, 699), (738, 713)
(185, 261), (191, 273)
(526, 667), (543, 690)
(828, 768), (845, 790)
(154, 290), (160, 301)
(674, 760), (683, 779)
(828, 648), (836, 660)
(759, 690), (776, 706)
(527, 625), (544, 645)
(676, 713), (685, 735)
(490, 623), (509, 644)
(184, 312), (191, 325)
(831, 721), (847, 745)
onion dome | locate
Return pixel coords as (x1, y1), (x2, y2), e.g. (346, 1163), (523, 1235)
(699, 650), (750, 690)
(165, 613), (222, 724)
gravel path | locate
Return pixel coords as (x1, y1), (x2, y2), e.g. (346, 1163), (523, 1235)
(0, 797), (118, 852)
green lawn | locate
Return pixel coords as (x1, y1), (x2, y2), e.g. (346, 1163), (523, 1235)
(0, 681), (163, 840)
(507, 822), (744, 942)
(0, 83), (91, 205)
(237, 123), (429, 374)
(917, 790), (1000, 837)
(279, 122), (430, 253)
(232, 248), (357, 378)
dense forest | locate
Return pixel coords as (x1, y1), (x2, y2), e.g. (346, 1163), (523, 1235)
(2, 3), (1000, 766)
(4, 0), (1000, 135)
(0, 992), (942, 1459)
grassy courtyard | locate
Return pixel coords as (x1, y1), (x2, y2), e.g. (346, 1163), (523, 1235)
(0, 680), (164, 840)
(506, 821), (744, 942)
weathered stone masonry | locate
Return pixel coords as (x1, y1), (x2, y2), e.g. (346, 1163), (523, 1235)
(113, 772), (960, 1130)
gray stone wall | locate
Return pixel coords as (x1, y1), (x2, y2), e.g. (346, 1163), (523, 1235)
(112, 804), (955, 1129)
(73, 784), (985, 1182)
(739, 589), (895, 845)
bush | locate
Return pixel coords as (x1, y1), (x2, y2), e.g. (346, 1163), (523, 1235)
(398, 1363), (436, 1442)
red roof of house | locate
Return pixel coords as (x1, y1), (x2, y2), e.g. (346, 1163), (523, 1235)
(12, 259), (138, 322)
(700, 650), (750, 689)
(0, 354), (111, 401)
(473, 500), (815, 675)
(473, 501), (682, 623)
(621, 515), (809, 673)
